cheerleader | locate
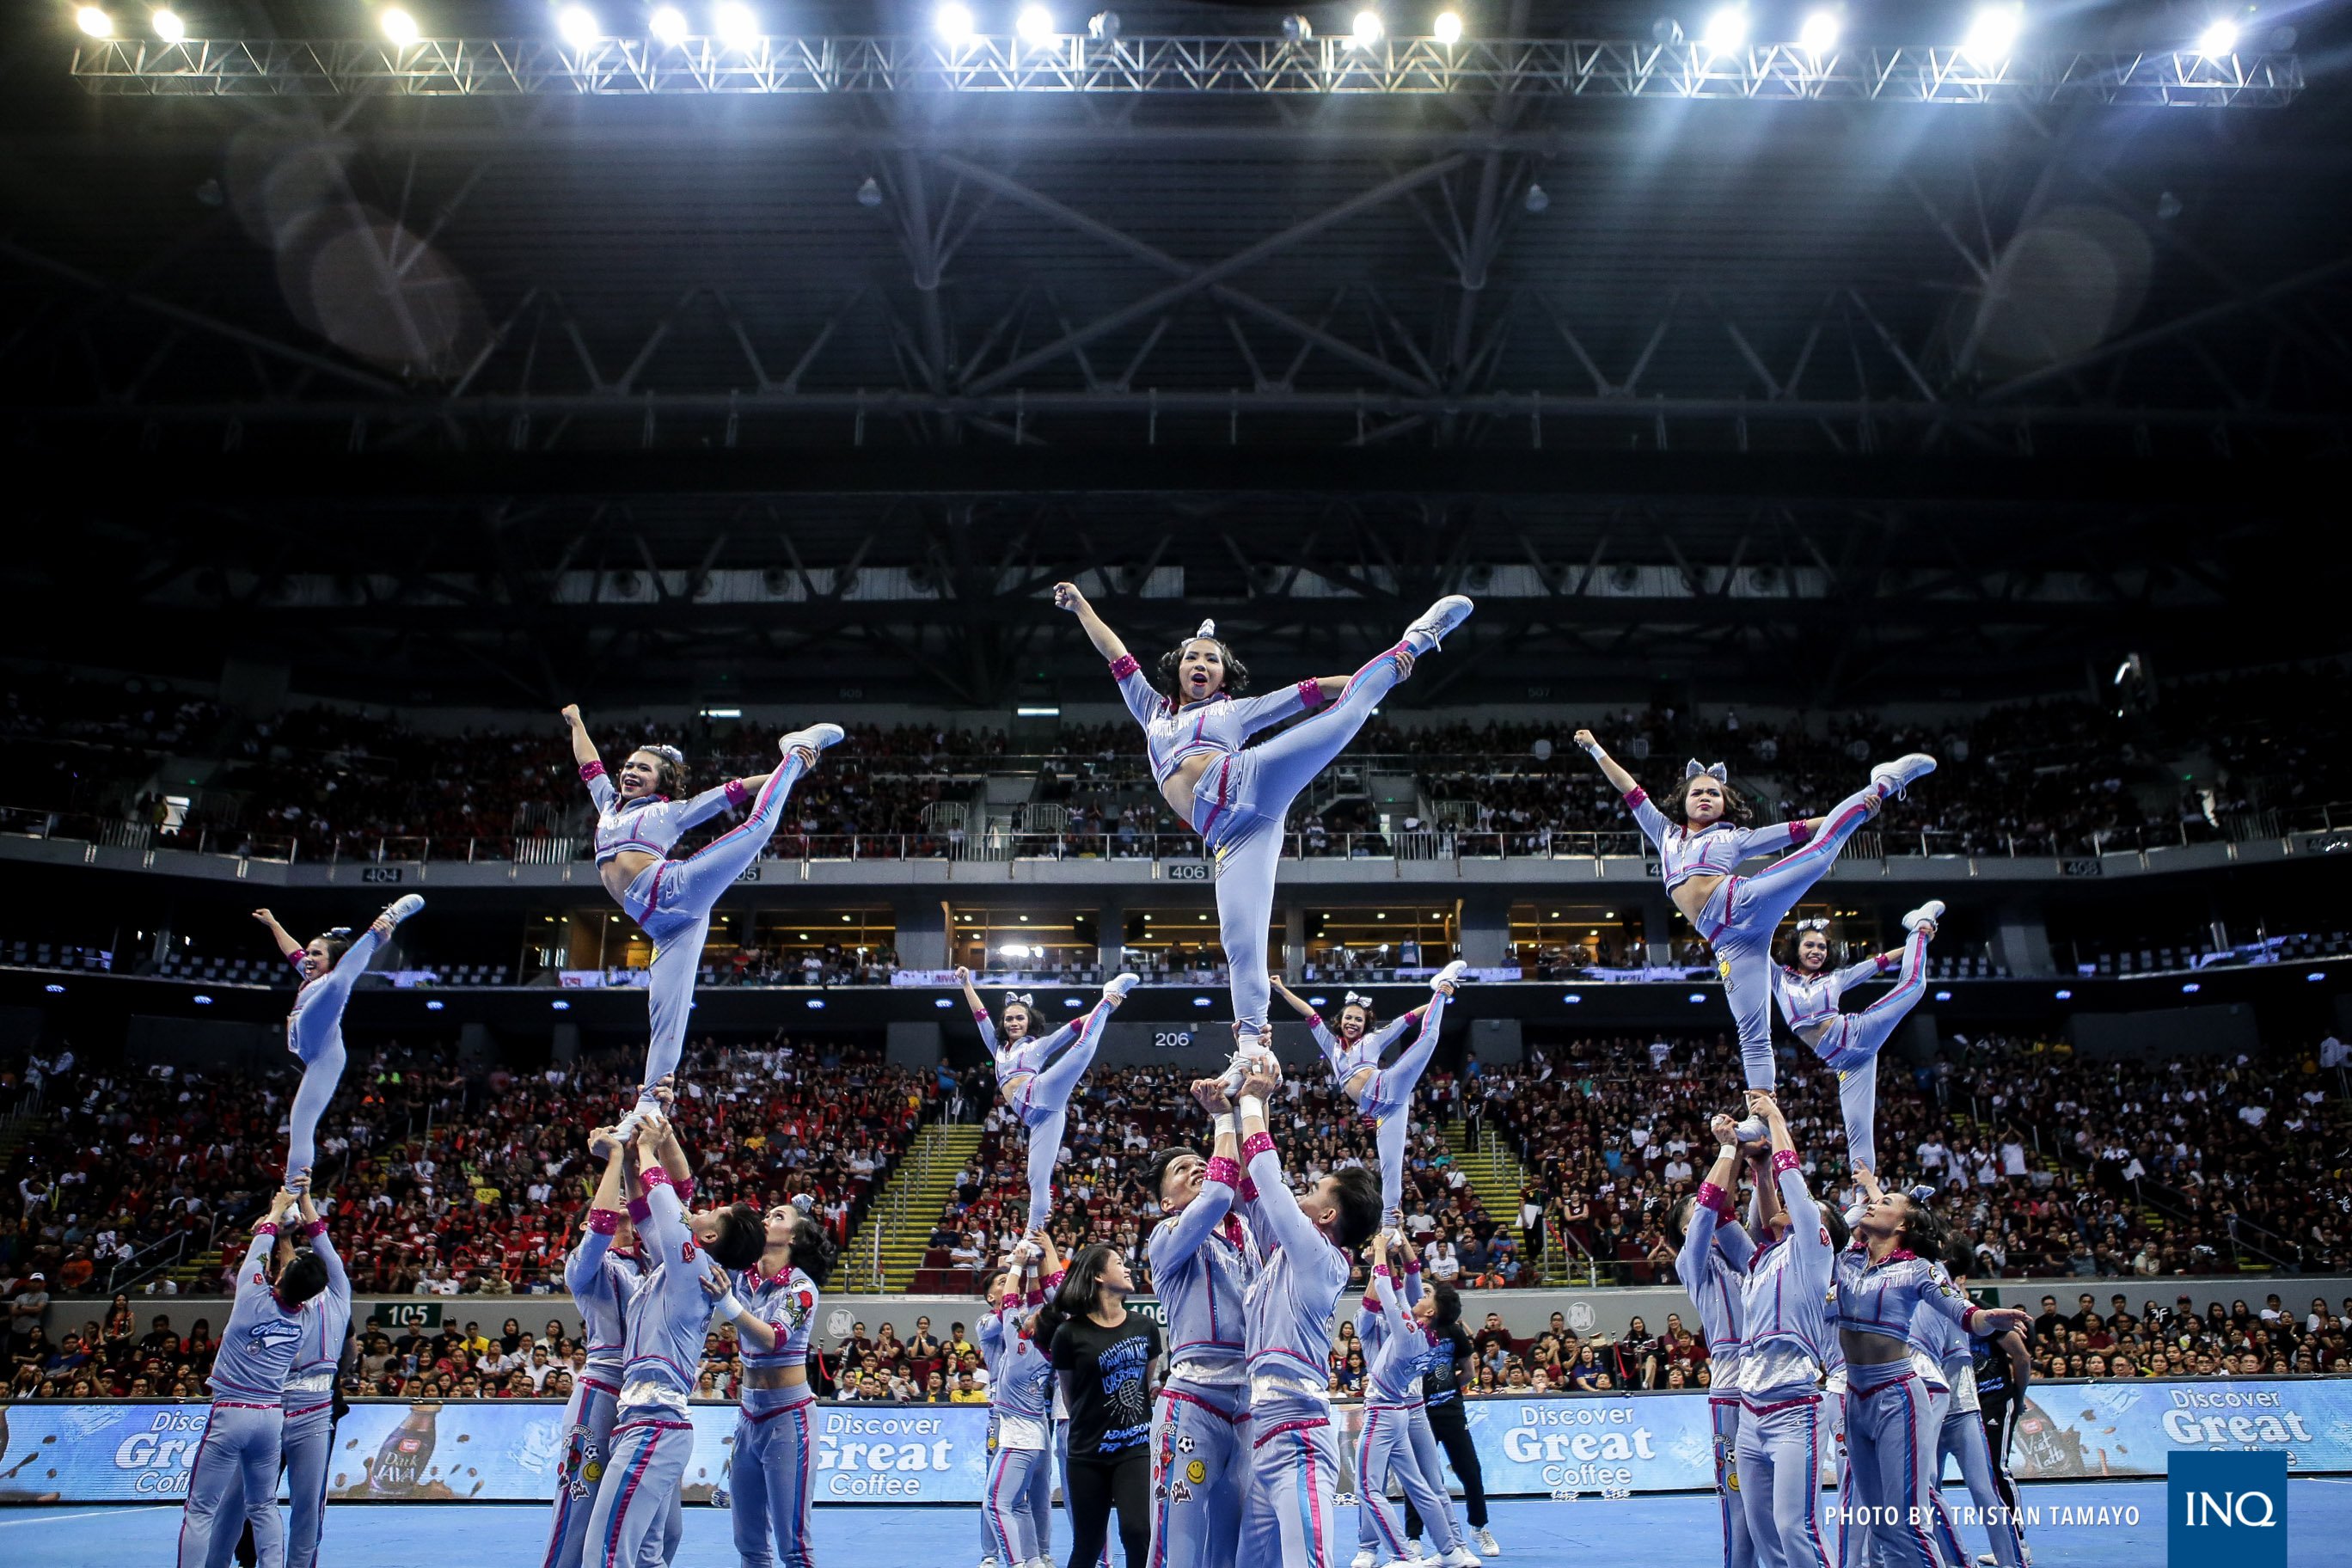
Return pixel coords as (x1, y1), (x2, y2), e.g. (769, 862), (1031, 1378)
(709, 1199), (840, 1568)
(1572, 738), (1935, 1090)
(542, 1127), (644, 1568)
(1270, 970), (1467, 1231)
(1771, 906), (1942, 1178)
(561, 706), (841, 1130)
(253, 897), (424, 1184)
(1668, 1114), (1755, 1568)
(1929, 1242), (2030, 1568)
(1055, 582), (1473, 1058)
(977, 1236), (1063, 1568)
(959, 967), (1138, 1230)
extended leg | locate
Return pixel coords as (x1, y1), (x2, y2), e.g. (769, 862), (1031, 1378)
(1208, 815), (1286, 1038)
(1731, 784), (1890, 934)
(282, 1410), (333, 1568)
(1023, 1006), (1112, 1128)
(1024, 1106), (1069, 1233)
(677, 750), (811, 890)
(635, 905), (714, 1116)
(284, 1040), (346, 1183)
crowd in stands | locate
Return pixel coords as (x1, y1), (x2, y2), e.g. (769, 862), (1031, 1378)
(8, 659), (2348, 867)
(0, 1033), (930, 1328)
(1472, 1024), (2352, 1292)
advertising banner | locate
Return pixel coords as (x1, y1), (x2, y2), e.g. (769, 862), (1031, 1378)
(3, 1382), (2346, 1505)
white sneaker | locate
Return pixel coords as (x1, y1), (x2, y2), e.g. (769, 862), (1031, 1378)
(1430, 959), (1470, 992)
(978, 1557), (1000, 1568)
(1402, 595), (1475, 654)
(1473, 1526), (1501, 1558)
(380, 894), (426, 926)
(1902, 900), (1945, 934)
(1869, 752), (1937, 798)
(1441, 1548), (1485, 1568)
(1843, 1199), (1869, 1227)
(1102, 972), (1141, 1003)
(781, 722), (846, 758)
(1734, 1115), (1768, 1147)
(1351, 1552), (1378, 1568)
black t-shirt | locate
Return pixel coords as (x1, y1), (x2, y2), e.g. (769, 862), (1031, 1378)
(1050, 1312), (1163, 1460)
(1420, 1322), (1474, 1407)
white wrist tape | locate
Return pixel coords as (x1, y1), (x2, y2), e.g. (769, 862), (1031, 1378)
(714, 1291), (744, 1320)
(1238, 1095), (1267, 1124)
(1213, 1112), (1236, 1137)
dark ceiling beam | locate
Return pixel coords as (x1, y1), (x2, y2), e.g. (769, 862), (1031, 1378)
(38, 445), (2348, 506)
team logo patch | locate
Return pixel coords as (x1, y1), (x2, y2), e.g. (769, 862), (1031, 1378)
(1175, 1435), (1196, 1454)
(681, 1240), (697, 1263)
(1185, 1460), (1206, 1485)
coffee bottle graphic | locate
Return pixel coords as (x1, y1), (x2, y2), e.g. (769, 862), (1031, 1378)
(367, 1403), (443, 1496)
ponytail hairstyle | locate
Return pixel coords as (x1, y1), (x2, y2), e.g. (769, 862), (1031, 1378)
(790, 1213), (839, 1288)
(1155, 618), (1251, 699)
(628, 743), (689, 797)
(1891, 1191), (1950, 1260)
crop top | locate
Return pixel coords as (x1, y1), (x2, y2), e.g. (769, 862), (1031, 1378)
(1106, 654), (1327, 789)
(1620, 786), (1812, 892)
(1771, 953), (1900, 1035)
(582, 762), (749, 867)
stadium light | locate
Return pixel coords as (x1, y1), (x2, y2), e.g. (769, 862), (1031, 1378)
(2311, 971), (2326, 982)
(936, 2), (976, 42)
(1798, 9), (1839, 52)
(714, 2), (758, 46)
(193, 994), (212, 1005)
(1562, 992), (1583, 1004)
(1192, 996), (1212, 1007)
(2196, 17), (2239, 55)
(152, 9), (186, 42)
(650, 5), (688, 43)
(1962, 4), (2021, 64)
(1433, 10), (1462, 43)
(380, 8), (420, 46)
(1063, 997), (1081, 1008)
(426, 1000), (444, 1011)
(558, 5), (600, 46)
(935, 996), (953, 1008)
(2054, 989), (2072, 1001)
(806, 998), (825, 1008)
(1701, 5), (1748, 54)
(1687, 992), (1707, 1003)
(44, 983), (64, 994)
(1017, 4), (1056, 43)
(2182, 982), (2202, 993)
(76, 7), (113, 36)
(1350, 9), (1383, 46)
(552, 999), (571, 1010)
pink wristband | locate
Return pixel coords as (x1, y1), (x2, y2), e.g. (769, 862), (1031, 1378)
(303, 1220), (329, 1240)
(1204, 1156), (1242, 1188)
(675, 1176), (696, 1205)
(1787, 821), (1814, 848)
(580, 761), (606, 782)
(587, 1210), (622, 1236)
(626, 1197), (652, 1223)
(1238, 1176), (1260, 1204)
(1295, 677), (1325, 709)
(254, 1222), (279, 1237)
(1107, 654), (1139, 680)
(1772, 1149), (1801, 1176)
(1241, 1131), (1276, 1163)
(724, 780), (750, 808)
(1624, 786), (1649, 806)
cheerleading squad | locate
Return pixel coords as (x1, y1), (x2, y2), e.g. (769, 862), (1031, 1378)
(170, 585), (2012, 1568)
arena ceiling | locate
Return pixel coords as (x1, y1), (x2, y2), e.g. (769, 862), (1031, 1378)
(5, 1), (2350, 708)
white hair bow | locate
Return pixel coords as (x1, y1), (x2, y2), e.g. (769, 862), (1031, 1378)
(1005, 991), (1034, 1006)
(1795, 918), (1830, 933)
(1683, 759), (1729, 781)
(1344, 991), (1373, 1008)
(1195, 618), (1217, 640)
(645, 744), (686, 765)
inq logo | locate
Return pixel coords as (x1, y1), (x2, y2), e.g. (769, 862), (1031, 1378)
(2168, 1451), (2285, 1568)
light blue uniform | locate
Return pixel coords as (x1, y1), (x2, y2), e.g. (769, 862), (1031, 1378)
(1620, 780), (1893, 1089)
(1770, 931), (1932, 1175)
(1735, 1152), (1834, 1568)
(1107, 640), (1418, 1038)
(283, 928), (383, 1178)
(1146, 1153), (1255, 1568)
(982, 1290), (1057, 1567)
(1677, 1177), (1756, 1568)
(179, 1224), (306, 1568)
(1235, 1134), (1353, 1568)
(546, 1209), (645, 1568)
(1833, 1246), (1984, 1568)
(1355, 1262), (1462, 1565)
(732, 1265), (823, 1568)
(584, 754), (810, 1112)
(1306, 1000), (1452, 1219)
(582, 1169), (707, 1568)
(256, 1221), (352, 1568)
(1926, 1305), (2024, 1568)
(977, 1002), (1116, 1229)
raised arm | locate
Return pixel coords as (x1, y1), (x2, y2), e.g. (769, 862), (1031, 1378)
(1051, 582), (1130, 664)
(1572, 729), (1640, 795)
(1237, 1066), (1326, 1259)
(251, 909), (304, 965)
(1150, 1081), (1244, 1271)
(567, 1129), (628, 1290)
(1678, 1118), (1743, 1283)
(296, 1185), (349, 1301)
(707, 1267), (784, 1352)
(955, 967), (999, 1057)
(1749, 1092), (1821, 1257)
(1269, 976), (1320, 1021)
(561, 705), (616, 810)
(676, 779), (755, 831)
(628, 1115), (689, 1257)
